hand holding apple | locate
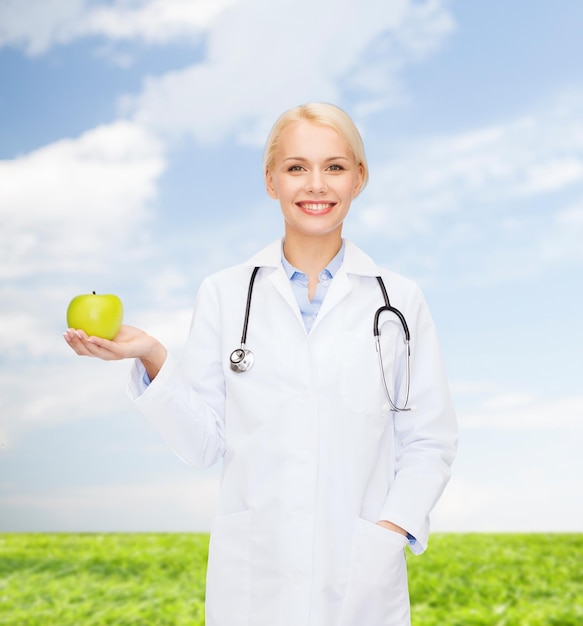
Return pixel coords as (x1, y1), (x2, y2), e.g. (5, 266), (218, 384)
(66, 291), (124, 340)
(64, 292), (167, 380)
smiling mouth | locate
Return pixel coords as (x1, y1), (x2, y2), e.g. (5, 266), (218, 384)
(297, 202), (336, 214)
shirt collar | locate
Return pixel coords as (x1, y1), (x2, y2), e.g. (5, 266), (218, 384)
(281, 240), (346, 280)
(245, 237), (380, 277)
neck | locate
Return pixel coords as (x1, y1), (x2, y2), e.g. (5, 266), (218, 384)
(282, 228), (343, 277)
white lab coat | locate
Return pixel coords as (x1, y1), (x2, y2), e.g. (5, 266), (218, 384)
(128, 239), (457, 626)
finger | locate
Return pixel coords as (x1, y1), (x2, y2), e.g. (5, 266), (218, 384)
(86, 335), (115, 350)
(64, 332), (94, 357)
(82, 341), (120, 360)
(63, 329), (75, 344)
(87, 332), (143, 360)
(85, 334), (133, 361)
(64, 329), (107, 357)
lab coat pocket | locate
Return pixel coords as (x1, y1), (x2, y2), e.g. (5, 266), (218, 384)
(337, 518), (410, 626)
(205, 510), (251, 626)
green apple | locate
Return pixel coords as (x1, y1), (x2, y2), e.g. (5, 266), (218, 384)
(66, 291), (124, 340)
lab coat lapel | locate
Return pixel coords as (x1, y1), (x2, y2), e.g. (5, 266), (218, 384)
(311, 269), (352, 331)
(245, 239), (304, 328)
(267, 266), (305, 327)
(311, 240), (380, 332)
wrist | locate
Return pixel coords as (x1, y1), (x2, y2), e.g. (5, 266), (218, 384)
(140, 337), (167, 379)
(376, 520), (408, 536)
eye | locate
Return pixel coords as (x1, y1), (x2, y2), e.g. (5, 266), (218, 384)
(287, 165), (305, 172)
(327, 164), (345, 171)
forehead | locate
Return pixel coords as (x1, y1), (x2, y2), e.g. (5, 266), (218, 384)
(277, 120), (351, 158)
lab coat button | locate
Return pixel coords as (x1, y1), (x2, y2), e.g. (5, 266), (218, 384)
(381, 403), (390, 413)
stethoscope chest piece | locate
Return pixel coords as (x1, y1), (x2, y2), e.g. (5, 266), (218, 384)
(230, 346), (254, 373)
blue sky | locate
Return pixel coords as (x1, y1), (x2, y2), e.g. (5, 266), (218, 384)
(1, 0), (582, 533)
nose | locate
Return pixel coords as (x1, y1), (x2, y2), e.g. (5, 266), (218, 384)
(305, 171), (328, 193)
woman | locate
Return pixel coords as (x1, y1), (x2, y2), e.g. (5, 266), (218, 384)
(65, 103), (457, 626)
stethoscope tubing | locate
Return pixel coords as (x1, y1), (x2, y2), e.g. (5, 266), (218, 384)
(374, 277), (412, 412)
(241, 266), (260, 345)
(230, 267), (412, 411)
(229, 266), (260, 373)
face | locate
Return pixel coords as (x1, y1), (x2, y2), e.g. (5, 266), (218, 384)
(265, 120), (364, 241)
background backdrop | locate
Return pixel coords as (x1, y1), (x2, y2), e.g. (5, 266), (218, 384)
(1, 0), (582, 533)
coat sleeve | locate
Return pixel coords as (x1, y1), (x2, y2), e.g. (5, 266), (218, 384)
(127, 276), (227, 469)
(377, 283), (457, 554)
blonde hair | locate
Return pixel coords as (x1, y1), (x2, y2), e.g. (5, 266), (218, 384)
(263, 103), (369, 189)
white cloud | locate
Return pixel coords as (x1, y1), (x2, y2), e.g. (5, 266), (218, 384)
(0, 120), (165, 279)
(432, 388), (583, 532)
(356, 93), (583, 239)
(516, 158), (583, 196)
(341, 0), (456, 114)
(0, 0), (83, 55)
(0, 473), (220, 531)
(0, 311), (63, 359)
(557, 205), (583, 226)
(542, 202), (583, 263)
(126, 0), (455, 144)
(0, 0), (240, 55)
(449, 379), (498, 396)
(0, 358), (131, 445)
(432, 474), (583, 532)
(482, 392), (534, 411)
(346, 90), (583, 287)
(460, 394), (583, 431)
(75, 0), (240, 44)
(131, 306), (194, 354)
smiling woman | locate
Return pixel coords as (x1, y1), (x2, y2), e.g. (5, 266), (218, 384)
(64, 102), (457, 626)
(265, 120), (365, 281)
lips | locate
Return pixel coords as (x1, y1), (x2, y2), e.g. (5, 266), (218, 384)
(296, 201), (336, 215)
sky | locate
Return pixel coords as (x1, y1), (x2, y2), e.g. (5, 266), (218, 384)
(1, 0), (582, 534)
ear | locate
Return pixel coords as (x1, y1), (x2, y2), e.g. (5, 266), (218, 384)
(265, 169), (278, 199)
(352, 163), (365, 198)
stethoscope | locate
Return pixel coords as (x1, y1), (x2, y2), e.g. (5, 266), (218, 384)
(229, 267), (412, 412)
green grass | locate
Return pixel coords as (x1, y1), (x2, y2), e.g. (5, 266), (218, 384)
(407, 534), (583, 626)
(0, 534), (207, 625)
(1, 534), (581, 625)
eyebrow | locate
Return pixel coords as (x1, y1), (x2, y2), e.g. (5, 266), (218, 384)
(282, 156), (351, 162)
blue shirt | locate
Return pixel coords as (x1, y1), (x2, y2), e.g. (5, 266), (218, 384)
(281, 241), (345, 333)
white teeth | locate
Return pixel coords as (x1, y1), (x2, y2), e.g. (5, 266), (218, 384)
(302, 203), (332, 211)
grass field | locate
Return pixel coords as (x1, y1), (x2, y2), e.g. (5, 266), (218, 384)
(1, 533), (581, 625)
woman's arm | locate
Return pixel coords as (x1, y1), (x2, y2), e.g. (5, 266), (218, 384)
(377, 283), (458, 554)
